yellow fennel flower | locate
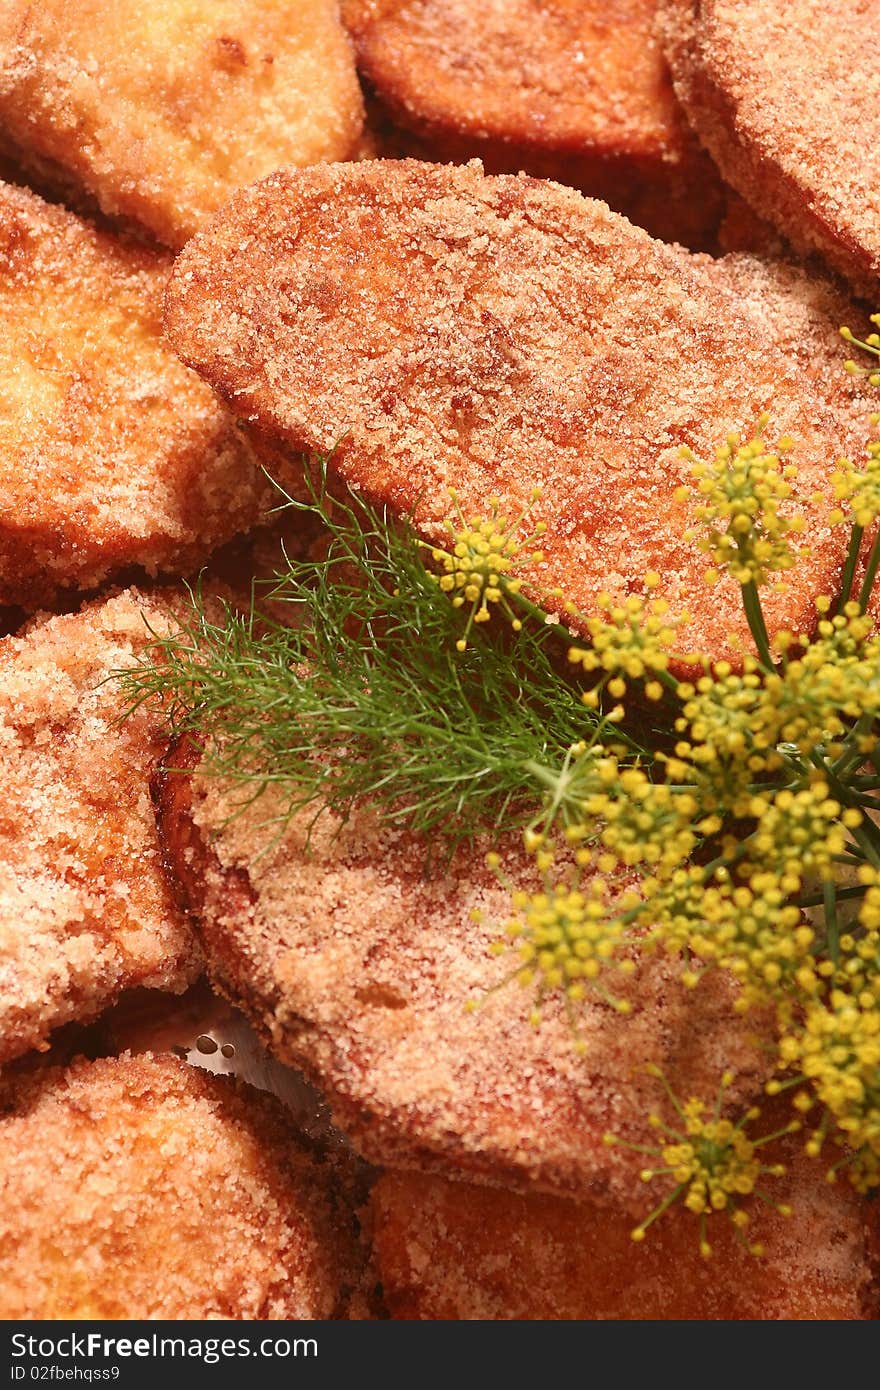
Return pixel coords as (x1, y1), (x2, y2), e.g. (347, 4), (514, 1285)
(429, 488), (546, 651)
(677, 425), (805, 588)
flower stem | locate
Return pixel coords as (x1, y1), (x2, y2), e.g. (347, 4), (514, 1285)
(823, 880), (840, 966)
(833, 522), (863, 615)
(858, 526), (880, 610)
(740, 580), (774, 668)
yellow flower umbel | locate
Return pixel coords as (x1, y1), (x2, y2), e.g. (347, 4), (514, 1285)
(766, 604), (880, 753)
(747, 779), (861, 887)
(565, 760), (701, 878)
(649, 865), (815, 1008)
(604, 1069), (795, 1257)
(680, 426), (803, 588)
(779, 992), (880, 1193)
(678, 424), (805, 666)
(569, 582), (684, 705)
(836, 913), (880, 1004)
(830, 444), (880, 531)
(484, 854), (638, 1029)
(669, 662), (786, 812)
(429, 488), (546, 651)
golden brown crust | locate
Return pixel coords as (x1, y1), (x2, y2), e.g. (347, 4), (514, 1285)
(657, 1), (880, 296)
(0, 180), (300, 606)
(368, 1153), (878, 1319)
(0, 590), (201, 1064)
(156, 743), (774, 1208)
(344, 0), (684, 157)
(165, 160), (871, 669)
(343, 0), (724, 247)
(0, 1053), (363, 1319)
(0, 1), (364, 250)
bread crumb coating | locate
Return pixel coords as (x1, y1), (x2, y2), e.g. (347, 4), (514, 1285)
(658, 0), (880, 295)
(0, 590), (200, 1064)
(166, 160), (872, 671)
(369, 1147), (878, 1319)
(0, 181), (295, 606)
(0, 0), (364, 249)
(157, 751), (776, 1208)
(0, 1053), (363, 1319)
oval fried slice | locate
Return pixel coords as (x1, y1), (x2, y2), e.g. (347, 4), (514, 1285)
(165, 160), (871, 667)
(0, 590), (201, 1065)
(342, 0), (723, 247)
(658, 1), (880, 296)
(368, 1151), (878, 1319)
(0, 1), (364, 250)
(156, 746), (774, 1206)
(0, 1053), (363, 1319)
(0, 181), (295, 607)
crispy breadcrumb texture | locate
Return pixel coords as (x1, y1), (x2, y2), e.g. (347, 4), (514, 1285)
(342, 0), (724, 248)
(0, 1), (364, 250)
(368, 1144), (878, 1320)
(0, 180), (298, 607)
(0, 590), (201, 1064)
(657, 1), (880, 295)
(0, 1053), (364, 1319)
(157, 753), (774, 1209)
(165, 160), (872, 670)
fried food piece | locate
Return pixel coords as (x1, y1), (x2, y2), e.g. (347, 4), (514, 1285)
(342, 1), (723, 248)
(368, 1147), (878, 1319)
(156, 744), (773, 1206)
(0, 181), (296, 607)
(0, 590), (202, 1065)
(0, 1), (364, 251)
(0, 1053), (363, 1318)
(165, 160), (871, 669)
(657, 1), (880, 296)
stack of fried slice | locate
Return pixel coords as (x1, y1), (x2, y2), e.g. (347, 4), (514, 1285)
(2, 3), (880, 1321)
(0, 0), (382, 1320)
(156, 160), (880, 1317)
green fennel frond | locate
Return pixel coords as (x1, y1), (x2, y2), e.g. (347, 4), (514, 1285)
(116, 461), (642, 849)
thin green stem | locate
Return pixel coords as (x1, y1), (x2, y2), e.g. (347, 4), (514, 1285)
(858, 526), (880, 610)
(740, 580), (774, 669)
(833, 522), (864, 615)
(811, 750), (880, 866)
(823, 880), (840, 966)
(795, 883), (867, 909)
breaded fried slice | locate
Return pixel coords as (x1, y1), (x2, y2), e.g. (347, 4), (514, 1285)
(368, 1152), (877, 1319)
(0, 1), (364, 251)
(342, 1), (723, 247)
(0, 181), (293, 607)
(657, 1), (880, 296)
(0, 590), (201, 1065)
(157, 748), (773, 1207)
(0, 1053), (362, 1319)
(165, 160), (871, 668)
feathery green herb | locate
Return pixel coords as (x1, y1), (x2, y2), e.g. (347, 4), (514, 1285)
(119, 464), (640, 848)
